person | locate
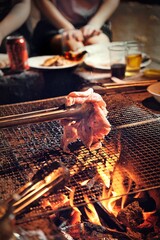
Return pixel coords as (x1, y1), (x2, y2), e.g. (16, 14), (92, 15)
(0, 0), (31, 53)
(32, 0), (120, 55)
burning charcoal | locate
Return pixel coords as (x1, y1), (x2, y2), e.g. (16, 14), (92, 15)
(50, 227), (73, 240)
(15, 228), (48, 240)
(136, 211), (160, 236)
(117, 201), (144, 229)
(93, 200), (126, 232)
(83, 222), (133, 240)
(125, 195), (156, 212)
(19, 215), (70, 240)
(60, 231), (74, 240)
(146, 232), (160, 240)
(127, 227), (144, 240)
(61, 223), (84, 240)
(155, 210), (160, 231)
(52, 208), (73, 227)
(41, 191), (82, 228)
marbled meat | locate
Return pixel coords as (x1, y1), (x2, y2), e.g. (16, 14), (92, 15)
(60, 88), (111, 152)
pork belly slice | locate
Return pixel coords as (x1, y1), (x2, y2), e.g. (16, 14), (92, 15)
(60, 88), (111, 152)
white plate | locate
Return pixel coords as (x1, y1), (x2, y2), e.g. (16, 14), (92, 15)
(28, 55), (83, 70)
(141, 53), (152, 68)
(147, 82), (160, 103)
(84, 52), (151, 70)
(84, 52), (110, 70)
(0, 53), (10, 69)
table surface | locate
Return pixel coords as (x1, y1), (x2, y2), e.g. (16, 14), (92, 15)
(0, 43), (160, 105)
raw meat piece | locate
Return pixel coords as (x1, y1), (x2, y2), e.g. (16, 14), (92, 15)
(60, 88), (111, 152)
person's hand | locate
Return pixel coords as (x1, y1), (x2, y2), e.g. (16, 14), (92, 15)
(81, 25), (102, 39)
(62, 29), (84, 52)
(63, 29), (84, 42)
(84, 32), (110, 46)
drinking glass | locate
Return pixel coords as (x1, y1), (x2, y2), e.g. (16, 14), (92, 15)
(126, 41), (142, 73)
(108, 44), (127, 80)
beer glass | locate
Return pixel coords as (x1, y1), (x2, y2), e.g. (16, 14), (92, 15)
(126, 41), (142, 73)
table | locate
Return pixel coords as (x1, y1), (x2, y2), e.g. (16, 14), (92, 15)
(0, 43), (160, 105)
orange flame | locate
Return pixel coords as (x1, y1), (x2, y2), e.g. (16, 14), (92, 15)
(98, 185), (121, 216)
(83, 194), (101, 225)
(143, 210), (156, 221)
(69, 187), (81, 224)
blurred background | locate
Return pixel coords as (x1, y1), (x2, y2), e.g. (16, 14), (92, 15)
(111, 0), (160, 62)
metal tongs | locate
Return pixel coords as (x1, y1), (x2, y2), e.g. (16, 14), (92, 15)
(8, 162), (70, 215)
(0, 79), (157, 128)
(0, 103), (93, 128)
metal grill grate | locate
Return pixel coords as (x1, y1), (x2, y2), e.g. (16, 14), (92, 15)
(0, 93), (160, 214)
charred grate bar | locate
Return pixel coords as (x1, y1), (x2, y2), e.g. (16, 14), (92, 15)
(0, 93), (160, 211)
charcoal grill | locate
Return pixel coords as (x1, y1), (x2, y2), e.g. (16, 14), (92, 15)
(0, 92), (160, 239)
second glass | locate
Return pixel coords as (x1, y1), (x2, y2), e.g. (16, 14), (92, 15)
(126, 41), (142, 73)
(108, 44), (127, 80)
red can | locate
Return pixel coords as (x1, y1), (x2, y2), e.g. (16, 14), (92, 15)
(6, 35), (29, 71)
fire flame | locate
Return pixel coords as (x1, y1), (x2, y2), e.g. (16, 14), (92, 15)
(83, 194), (101, 225)
(41, 157), (158, 236)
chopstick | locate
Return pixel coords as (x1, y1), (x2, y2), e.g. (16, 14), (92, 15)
(90, 79), (158, 94)
(0, 103), (93, 128)
(0, 106), (62, 121)
(101, 79), (158, 88)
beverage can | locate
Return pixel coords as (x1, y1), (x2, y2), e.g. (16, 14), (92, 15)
(6, 35), (29, 71)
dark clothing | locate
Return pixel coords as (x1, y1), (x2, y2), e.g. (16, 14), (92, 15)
(0, 0), (13, 21)
(31, 20), (59, 56)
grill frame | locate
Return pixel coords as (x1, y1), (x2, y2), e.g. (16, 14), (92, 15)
(0, 92), (160, 222)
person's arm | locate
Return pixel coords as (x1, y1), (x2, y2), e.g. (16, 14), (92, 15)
(0, 0), (31, 45)
(34, 0), (74, 30)
(88, 0), (120, 29)
(81, 0), (120, 39)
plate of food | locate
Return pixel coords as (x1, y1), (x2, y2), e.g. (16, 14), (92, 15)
(0, 53), (10, 69)
(84, 52), (110, 70)
(84, 52), (151, 70)
(28, 51), (87, 70)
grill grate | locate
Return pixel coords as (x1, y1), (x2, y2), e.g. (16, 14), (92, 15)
(0, 93), (160, 214)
